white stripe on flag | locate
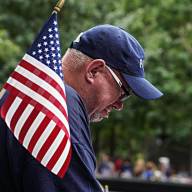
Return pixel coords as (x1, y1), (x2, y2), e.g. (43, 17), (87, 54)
(14, 104), (34, 139)
(52, 139), (71, 174)
(7, 77), (69, 134)
(5, 97), (22, 128)
(41, 129), (65, 166)
(23, 112), (45, 148)
(15, 65), (68, 114)
(23, 54), (66, 97)
(32, 120), (56, 158)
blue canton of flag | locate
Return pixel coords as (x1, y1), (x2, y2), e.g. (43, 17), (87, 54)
(0, 12), (71, 178)
(28, 12), (63, 79)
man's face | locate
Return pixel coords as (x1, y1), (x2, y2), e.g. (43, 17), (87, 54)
(89, 67), (128, 122)
(90, 99), (123, 122)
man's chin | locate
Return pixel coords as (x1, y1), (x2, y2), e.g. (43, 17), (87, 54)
(90, 117), (103, 123)
(90, 113), (108, 123)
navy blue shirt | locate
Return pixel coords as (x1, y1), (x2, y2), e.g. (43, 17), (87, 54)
(0, 85), (102, 192)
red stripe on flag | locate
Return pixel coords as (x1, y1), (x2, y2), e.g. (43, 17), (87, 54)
(58, 145), (72, 178)
(19, 59), (66, 100)
(46, 134), (68, 170)
(10, 71), (68, 120)
(0, 93), (15, 119)
(9, 101), (28, 132)
(4, 83), (69, 137)
(36, 125), (60, 162)
(18, 108), (38, 143)
(28, 116), (50, 153)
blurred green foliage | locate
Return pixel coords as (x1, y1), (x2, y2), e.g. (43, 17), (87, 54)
(0, 0), (192, 160)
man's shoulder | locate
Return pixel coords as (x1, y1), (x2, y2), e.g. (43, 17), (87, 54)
(65, 84), (89, 135)
(65, 84), (81, 102)
(65, 84), (88, 118)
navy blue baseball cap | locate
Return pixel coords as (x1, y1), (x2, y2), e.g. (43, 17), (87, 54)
(70, 24), (163, 100)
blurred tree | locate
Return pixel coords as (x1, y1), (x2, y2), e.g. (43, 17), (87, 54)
(0, 29), (21, 87)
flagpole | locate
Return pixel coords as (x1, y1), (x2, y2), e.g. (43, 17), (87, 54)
(54, 0), (66, 13)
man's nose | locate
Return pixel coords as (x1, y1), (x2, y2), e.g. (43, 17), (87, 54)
(112, 100), (124, 111)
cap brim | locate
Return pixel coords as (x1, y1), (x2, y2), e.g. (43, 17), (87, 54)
(122, 73), (163, 100)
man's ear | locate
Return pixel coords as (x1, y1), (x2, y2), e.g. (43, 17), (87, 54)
(85, 59), (106, 83)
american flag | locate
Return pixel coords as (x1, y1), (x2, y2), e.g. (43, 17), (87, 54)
(0, 12), (71, 178)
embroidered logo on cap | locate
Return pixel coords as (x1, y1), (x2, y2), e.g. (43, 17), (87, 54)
(139, 59), (144, 68)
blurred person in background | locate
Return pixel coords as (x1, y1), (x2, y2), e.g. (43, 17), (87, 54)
(134, 159), (145, 179)
(114, 156), (123, 176)
(159, 157), (172, 181)
(97, 153), (115, 178)
(143, 161), (156, 181)
(120, 157), (133, 178)
(153, 156), (172, 182)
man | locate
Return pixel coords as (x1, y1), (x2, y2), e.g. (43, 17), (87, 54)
(0, 24), (163, 191)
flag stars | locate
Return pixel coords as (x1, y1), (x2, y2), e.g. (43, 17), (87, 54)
(28, 19), (63, 80)
(49, 34), (53, 38)
(39, 56), (43, 60)
(43, 42), (48, 46)
(60, 72), (63, 77)
(54, 65), (58, 70)
(44, 48), (49, 52)
(45, 54), (50, 58)
(51, 47), (55, 51)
